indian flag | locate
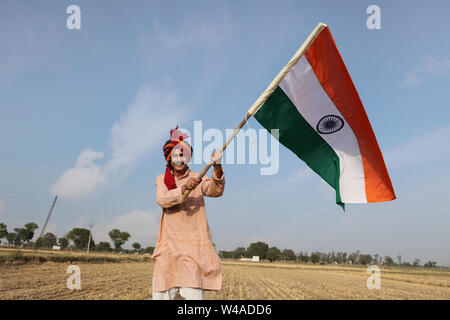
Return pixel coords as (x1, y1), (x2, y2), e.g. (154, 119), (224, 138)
(249, 23), (396, 209)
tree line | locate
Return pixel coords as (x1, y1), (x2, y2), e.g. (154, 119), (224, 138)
(0, 222), (154, 255)
(218, 241), (443, 268)
(0, 223), (443, 268)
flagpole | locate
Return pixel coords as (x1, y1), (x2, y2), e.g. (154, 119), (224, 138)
(178, 22), (328, 204)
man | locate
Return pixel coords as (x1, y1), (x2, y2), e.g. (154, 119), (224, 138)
(152, 126), (225, 300)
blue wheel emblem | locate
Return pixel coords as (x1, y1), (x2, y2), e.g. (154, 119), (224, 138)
(316, 115), (344, 134)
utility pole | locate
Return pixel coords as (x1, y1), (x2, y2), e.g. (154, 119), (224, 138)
(39, 195), (58, 240)
(87, 222), (94, 253)
(34, 195), (58, 263)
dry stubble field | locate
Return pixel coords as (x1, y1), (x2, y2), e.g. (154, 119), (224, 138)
(1, 253), (450, 300)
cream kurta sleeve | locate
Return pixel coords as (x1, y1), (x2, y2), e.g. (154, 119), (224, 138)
(155, 175), (183, 209)
(201, 169), (225, 197)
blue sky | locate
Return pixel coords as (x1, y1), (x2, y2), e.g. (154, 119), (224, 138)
(1, 0), (450, 266)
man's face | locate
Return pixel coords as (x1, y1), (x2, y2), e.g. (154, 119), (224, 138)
(170, 147), (190, 172)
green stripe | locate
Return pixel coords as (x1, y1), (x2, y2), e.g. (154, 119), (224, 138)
(254, 86), (344, 209)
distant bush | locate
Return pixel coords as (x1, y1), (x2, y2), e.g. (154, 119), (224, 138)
(0, 249), (152, 265)
(0, 250), (34, 265)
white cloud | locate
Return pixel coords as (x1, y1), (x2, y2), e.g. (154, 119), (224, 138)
(402, 55), (450, 87)
(91, 209), (160, 248)
(50, 148), (105, 199)
(50, 84), (188, 199)
(103, 84), (186, 186)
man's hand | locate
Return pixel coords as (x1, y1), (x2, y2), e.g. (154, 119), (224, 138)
(211, 149), (222, 166)
(211, 149), (223, 179)
(182, 177), (201, 193)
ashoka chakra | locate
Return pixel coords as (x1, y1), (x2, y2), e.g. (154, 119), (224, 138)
(316, 115), (344, 134)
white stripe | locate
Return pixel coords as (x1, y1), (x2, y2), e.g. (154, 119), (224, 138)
(279, 56), (366, 203)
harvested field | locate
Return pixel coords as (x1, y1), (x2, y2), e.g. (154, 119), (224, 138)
(1, 253), (449, 300)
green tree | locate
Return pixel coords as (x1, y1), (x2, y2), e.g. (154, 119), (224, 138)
(329, 252), (336, 263)
(15, 233), (23, 246)
(348, 251), (358, 264)
(145, 246), (155, 254)
(25, 222), (38, 235)
(233, 247), (246, 259)
(281, 249), (297, 261)
(108, 229), (131, 251)
(35, 237), (44, 248)
(0, 223), (7, 244)
(36, 232), (57, 248)
(46, 232), (57, 247)
(246, 241), (269, 260)
(359, 254), (373, 265)
(132, 242), (141, 252)
(23, 240), (35, 248)
(412, 259), (421, 267)
(424, 261), (437, 268)
(374, 254), (380, 264)
(14, 228), (26, 244)
(384, 256), (394, 266)
(96, 241), (113, 252)
(310, 252), (320, 264)
(334, 252), (346, 264)
(58, 237), (69, 250)
(14, 222), (38, 245)
(67, 228), (92, 250)
(219, 251), (234, 259)
(6, 232), (18, 246)
(298, 251), (309, 263)
(319, 252), (331, 264)
(266, 247), (281, 262)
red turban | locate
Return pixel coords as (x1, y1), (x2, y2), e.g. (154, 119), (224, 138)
(163, 126), (192, 190)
